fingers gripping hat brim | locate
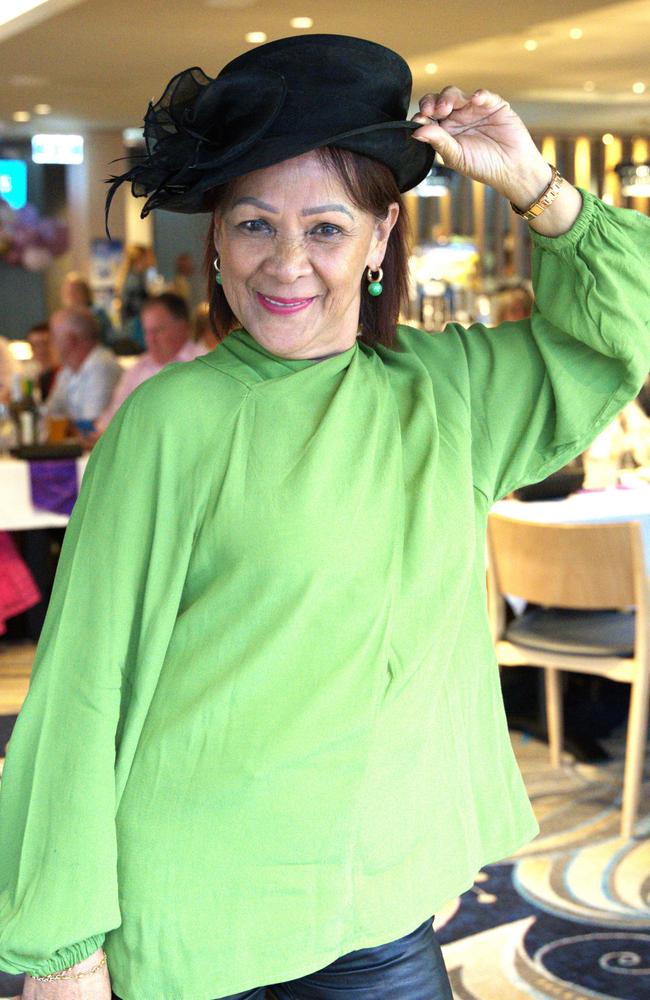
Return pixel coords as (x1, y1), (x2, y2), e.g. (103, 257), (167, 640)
(104, 35), (435, 235)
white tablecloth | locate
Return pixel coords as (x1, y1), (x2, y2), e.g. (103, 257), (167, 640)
(492, 485), (650, 567)
(0, 455), (89, 531)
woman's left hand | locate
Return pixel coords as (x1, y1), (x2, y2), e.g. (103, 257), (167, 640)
(411, 86), (552, 208)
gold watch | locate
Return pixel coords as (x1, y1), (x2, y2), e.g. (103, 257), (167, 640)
(510, 164), (564, 221)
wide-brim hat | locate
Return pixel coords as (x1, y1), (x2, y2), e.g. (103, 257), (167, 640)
(105, 34), (435, 232)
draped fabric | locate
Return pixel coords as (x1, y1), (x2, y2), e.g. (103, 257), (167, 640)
(0, 190), (648, 999)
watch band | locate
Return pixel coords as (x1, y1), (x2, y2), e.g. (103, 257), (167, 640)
(510, 164), (564, 221)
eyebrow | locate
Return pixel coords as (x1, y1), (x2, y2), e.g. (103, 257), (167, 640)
(231, 196), (353, 219)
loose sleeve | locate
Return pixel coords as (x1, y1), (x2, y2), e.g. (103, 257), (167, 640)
(0, 375), (201, 976)
(456, 189), (650, 503)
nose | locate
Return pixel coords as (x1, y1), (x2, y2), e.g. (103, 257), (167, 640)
(261, 235), (312, 284)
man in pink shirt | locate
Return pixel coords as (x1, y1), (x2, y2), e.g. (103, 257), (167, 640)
(96, 292), (207, 432)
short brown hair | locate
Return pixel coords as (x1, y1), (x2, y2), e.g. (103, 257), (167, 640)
(203, 147), (410, 350)
(141, 291), (190, 323)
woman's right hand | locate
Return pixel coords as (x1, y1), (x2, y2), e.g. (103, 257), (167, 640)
(21, 948), (112, 1000)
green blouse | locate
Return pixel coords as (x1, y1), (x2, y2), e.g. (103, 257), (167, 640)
(0, 190), (648, 999)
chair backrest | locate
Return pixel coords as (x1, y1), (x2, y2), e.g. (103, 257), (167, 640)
(487, 515), (646, 610)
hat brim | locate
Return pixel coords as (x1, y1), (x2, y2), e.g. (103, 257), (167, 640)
(154, 121), (434, 214)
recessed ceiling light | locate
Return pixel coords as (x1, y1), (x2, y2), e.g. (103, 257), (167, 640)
(523, 39), (538, 51)
(601, 133), (615, 145)
(425, 63), (438, 75)
(569, 28), (583, 40)
(583, 81), (596, 92)
(10, 74), (47, 88)
(12, 110), (31, 122)
(245, 31), (267, 44)
(290, 17), (313, 28)
(33, 103), (51, 115)
(632, 81), (646, 94)
(0, 1), (49, 30)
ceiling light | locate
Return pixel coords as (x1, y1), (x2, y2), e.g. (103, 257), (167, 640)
(12, 110), (31, 122)
(33, 103), (51, 115)
(290, 17), (313, 28)
(0, 0), (48, 29)
(569, 28), (583, 40)
(632, 81), (646, 94)
(425, 63), (438, 75)
(583, 81), (596, 92)
(10, 73), (47, 87)
(601, 133), (615, 145)
(245, 31), (267, 44)
(523, 39), (538, 51)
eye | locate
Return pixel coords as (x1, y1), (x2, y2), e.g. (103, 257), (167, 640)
(238, 219), (274, 235)
(311, 223), (342, 238)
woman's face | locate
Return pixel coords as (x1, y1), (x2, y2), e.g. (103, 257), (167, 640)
(213, 152), (399, 360)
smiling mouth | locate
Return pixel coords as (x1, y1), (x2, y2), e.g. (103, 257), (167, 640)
(256, 292), (316, 313)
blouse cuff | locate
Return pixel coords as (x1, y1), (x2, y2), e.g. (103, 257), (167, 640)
(20, 933), (105, 978)
(528, 186), (595, 254)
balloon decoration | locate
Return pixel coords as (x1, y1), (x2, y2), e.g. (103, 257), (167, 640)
(0, 197), (69, 271)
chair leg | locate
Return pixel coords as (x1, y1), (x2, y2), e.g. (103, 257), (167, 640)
(620, 674), (650, 839)
(544, 668), (563, 769)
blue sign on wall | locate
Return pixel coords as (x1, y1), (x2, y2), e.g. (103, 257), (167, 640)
(0, 160), (27, 210)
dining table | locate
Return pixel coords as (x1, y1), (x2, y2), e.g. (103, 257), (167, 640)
(0, 453), (90, 532)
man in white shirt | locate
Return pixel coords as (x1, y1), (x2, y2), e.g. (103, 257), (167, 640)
(96, 292), (207, 432)
(47, 308), (122, 425)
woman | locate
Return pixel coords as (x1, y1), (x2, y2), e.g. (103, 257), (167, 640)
(115, 245), (156, 350)
(0, 33), (648, 1000)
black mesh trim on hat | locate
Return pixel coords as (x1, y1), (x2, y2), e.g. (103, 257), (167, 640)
(104, 66), (287, 235)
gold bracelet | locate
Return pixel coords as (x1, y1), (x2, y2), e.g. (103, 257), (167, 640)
(29, 952), (107, 982)
(510, 164), (564, 221)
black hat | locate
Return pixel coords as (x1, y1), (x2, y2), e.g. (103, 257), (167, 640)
(105, 34), (434, 232)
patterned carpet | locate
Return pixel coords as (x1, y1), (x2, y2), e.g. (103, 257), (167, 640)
(0, 705), (647, 998)
(437, 730), (650, 1000)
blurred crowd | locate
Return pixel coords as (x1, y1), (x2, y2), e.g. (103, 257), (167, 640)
(0, 245), (219, 447)
(0, 270), (648, 465)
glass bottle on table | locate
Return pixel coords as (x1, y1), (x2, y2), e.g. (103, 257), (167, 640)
(9, 373), (40, 447)
(0, 402), (16, 455)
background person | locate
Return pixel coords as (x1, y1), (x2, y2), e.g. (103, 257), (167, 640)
(493, 284), (534, 324)
(0, 33), (648, 1000)
(169, 251), (195, 305)
(95, 292), (207, 433)
(46, 307), (122, 426)
(60, 272), (115, 347)
(192, 300), (219, 351)
(114, 245), (158, 350)
(26, 323), (61, 402)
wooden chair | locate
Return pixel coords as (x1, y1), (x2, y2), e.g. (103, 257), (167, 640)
(486, 514), (650, 838)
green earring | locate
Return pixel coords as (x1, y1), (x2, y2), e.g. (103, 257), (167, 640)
(367, 266), (383, 297)
(214, 253), (222, 286)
